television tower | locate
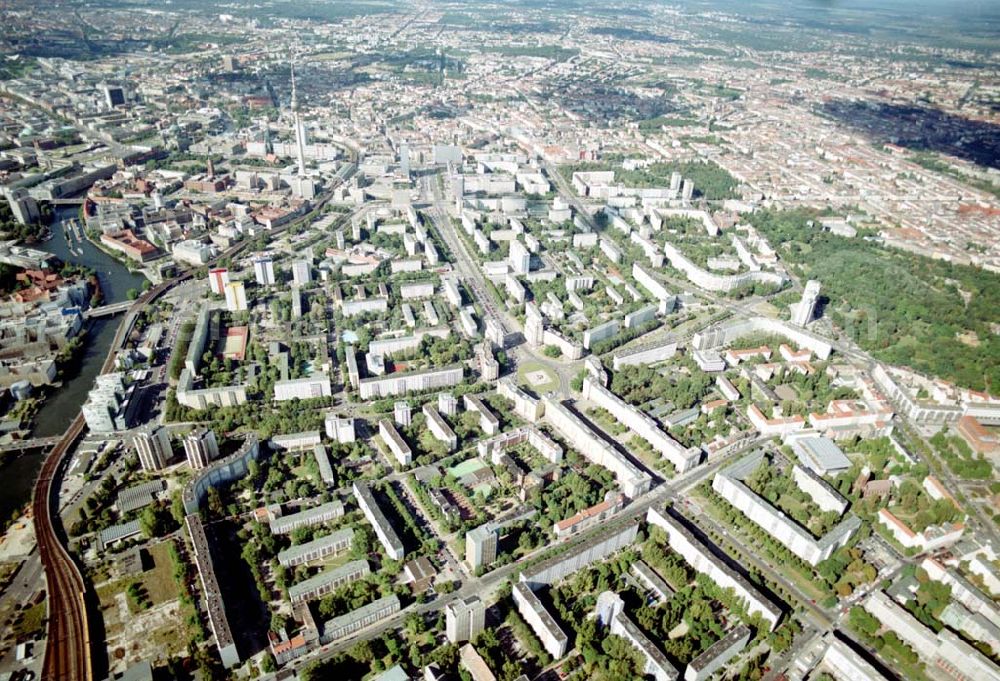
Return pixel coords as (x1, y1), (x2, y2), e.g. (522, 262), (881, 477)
(291, 62), (307, 176)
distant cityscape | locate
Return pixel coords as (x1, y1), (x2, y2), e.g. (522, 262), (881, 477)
(0, 2), (998, 681)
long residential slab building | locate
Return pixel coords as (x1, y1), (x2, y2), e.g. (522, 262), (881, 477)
(288, 560), (370, 604)
(542, 397), (652, 498)
(512, 581), (569, 659)
(582, 376), (699, 473)
(186, 514), (240, 668)
(319, 594), (402, 644)
(647, 506), (783, 630)
(352, 481), (405, 560)
(277, 528), (354, 568)
(712, 452), (861, 566)
(269, 500), (345, 535)
(520, 518), (641, 589)
(864, 590), (1000, 681)
(358, 364), (464, 400)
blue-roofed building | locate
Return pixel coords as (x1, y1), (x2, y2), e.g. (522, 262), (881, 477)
(98, 519), (142, 550)
(375, 665), (410, 681)
(787, 434), (852, 475)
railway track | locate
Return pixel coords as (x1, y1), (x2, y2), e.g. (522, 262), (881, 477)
(31, 160), (356, 680)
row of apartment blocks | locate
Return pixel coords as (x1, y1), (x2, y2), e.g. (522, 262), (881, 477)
(872, 363), (1000, 427)
(178, 433), (265, 668)
(662, 242), (787, 293)
(542, 396), (652, 498)
(596, 590), (680, 681)
(692, 316), (833, 361)
(863, 590), (1000, 681)
(511, 512), (770, 677)
(476, 425), (563, 464)
(647, 505), (784, 630)
(713, 451), (861, 566)
(581, 376), (700, 474)
(596, 589), (753, 681)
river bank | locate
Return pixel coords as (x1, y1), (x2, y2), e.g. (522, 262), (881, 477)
(0, 206), (147, 525)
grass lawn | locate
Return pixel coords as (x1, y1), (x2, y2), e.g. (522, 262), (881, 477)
(0, 562), (18, 588)
(317, 551), (354, 570)
(142, 542), (181, 606)
(13, 602), (45, 640)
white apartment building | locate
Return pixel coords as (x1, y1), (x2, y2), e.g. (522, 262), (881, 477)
(254, 257), (275, 286)
(543, 397), (652, 498)
(446, 597), (485, 644)
(274, 374), (332, 401)
(647, 506), (783, 630)
(423, 404), (458, 451)
(184, 429), (220, 470)
(325, 413), (356, 443)
(513, 582), (569, 659)
(378, 419), (413, 467)
(358, 365), (463, 400)
(712, 452), (860, 566)
(132, 426), (172, 472)
(582, 377), (699, 473)
(224, 281), (248, 312)
(353, 481), (405, 561)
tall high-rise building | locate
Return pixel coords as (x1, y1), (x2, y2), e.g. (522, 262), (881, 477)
(224, 280), (248, 312)
(792, 280), (821, 327)
(524, 302), (544, 347)
(453, 174), (465, 212)
(394, 401), (412, 427)
(445, 597), (485, 644)
(681, 179), (694, 202)
(208, 268), (230, 296)
(595, 591), (624, 627)
(254, 257), (275, 286)
(466, 524), (498, 571)
(438, 392), (458, 417)
(399, 142), (411, 179)
(184, 429), (220, 470)
(103, 84), (125, 109)
(2, 188), (40, 225)
(509, 239), (531, 275)
(477, 341), (499, 382)
(292, 260), (311, 286)
(132, 426), (172, 472)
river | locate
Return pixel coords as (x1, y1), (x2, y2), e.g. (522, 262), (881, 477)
(0, 206), (146, 523)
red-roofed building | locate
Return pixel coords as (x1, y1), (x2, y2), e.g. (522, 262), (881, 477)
(725, 345), (772, 366)
(957, 415), (999, 455)
(701, 399), (728, 415)
(554, 493), (625, 539)
(268, 631), (310, 665)
(779, 344), (812, 362)
(747, 403), (805, 437)
(923, 476), (960, 509)
(101, 229), (158, 262)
